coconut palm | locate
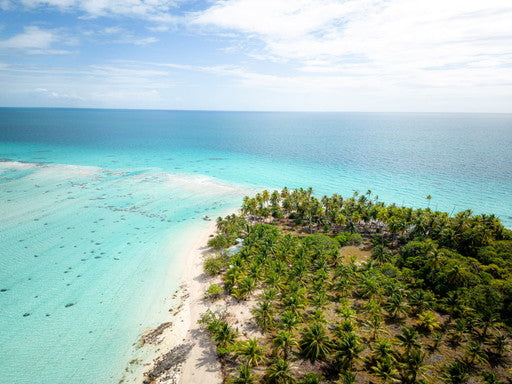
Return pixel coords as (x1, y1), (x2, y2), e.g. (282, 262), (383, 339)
(363, 315), (387, 341)
(372, 357), (399, 383)
(272, 331), (298, 360)
(332, 332), (364, 371)
(279, 310), (300, 331)
(408, 290), (434, 316)
(396, 327), (421, 355)
(233, 276), (257, 300)
(442, 361), (469, 384)
(489, 332), (509, 361)
(464, 340), (488, 366)
(283, 292), (306, 316)
(265, 357), (296, 384)
(237, 338), (267, 367)
(299, 323), (332, 364)
(385, 292), (410, 320)
(447, 318), (468, 347)
(253, 300), (275, 332)
(230, 363), (256, 384)
(297, 372), (323, 384)
(417, 310), (441, 333)
(398, 348), (428, 384)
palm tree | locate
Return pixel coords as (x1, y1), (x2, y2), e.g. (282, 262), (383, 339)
(447, 318), (468, 347)
(333, 332), (364, 371)
(464, 340), (488, 366)
(279, 310), (300, 331)
(474, 312), (501, 342)
(396, 327), (421, 355)
(385, 292), (410, 320)
(338, 370), (356, 384)
(283, 292), (306, 316)
(213, 321), (238, 352)
(230, 363), (256, 384)
(442, 361), (469, 384)
(272, 331), (298, 360)
(299, 323), (331, 364)
(408, 290), (434, 316)
(399, 348), (428, 384)
(371, 245), (392, 264)
(489, 332), (509, 362)
(364, 315), (387, 341)
(372, 357), (399, 383)
(265, 357), (296, 384)
(297, 373), (323, 384)
(237, 338), (267, 367)
(417, 310), (440, 333)
(233, 276), (256, 300)
(253, 300), (275, 332)
(371, 339), (395, 363)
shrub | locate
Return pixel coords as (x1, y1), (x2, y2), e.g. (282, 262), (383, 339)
(336, 232), (362, 247)
(208, 234), (233, 249)
(203, 253), (229, 276)
(205, 283), (223, 300)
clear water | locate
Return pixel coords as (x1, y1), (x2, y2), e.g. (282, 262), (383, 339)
(0, 108), (511, 384)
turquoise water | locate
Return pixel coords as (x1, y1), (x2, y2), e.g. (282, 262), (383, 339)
(0, 108), (511, 383)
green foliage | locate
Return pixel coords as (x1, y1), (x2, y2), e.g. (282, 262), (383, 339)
(236, 338), (267, 367)
(203, 253), (229, 276)
(299, 323), (331, 364)
(202, 188), (512, 384)
(205, 283), (223, 300)
(229, 363), (256, 384)
(198, 309), (238, 355)
(335, 232), (363, 247)
(265, 358), (296, 384)
(208, 214), (249, 249)
(208, 234), (233, 249)
(297, 372), (323, 384)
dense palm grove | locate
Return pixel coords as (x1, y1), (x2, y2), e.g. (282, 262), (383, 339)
(199, 188), (512, 384)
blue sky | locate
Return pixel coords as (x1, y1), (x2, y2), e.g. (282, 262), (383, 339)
(0, 0), (511, 112)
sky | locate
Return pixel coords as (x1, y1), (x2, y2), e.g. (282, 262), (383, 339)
(0, 0), (511, 112)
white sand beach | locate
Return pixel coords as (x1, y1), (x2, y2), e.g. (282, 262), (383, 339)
(126, 220), (224, 384)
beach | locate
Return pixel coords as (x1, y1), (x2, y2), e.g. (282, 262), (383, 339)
(128, 220), (224, 384)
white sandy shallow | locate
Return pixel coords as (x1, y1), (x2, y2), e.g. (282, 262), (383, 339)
(123, 220), (224, 384)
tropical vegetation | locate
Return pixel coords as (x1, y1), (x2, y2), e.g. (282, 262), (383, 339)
(200, 188), (512, 383)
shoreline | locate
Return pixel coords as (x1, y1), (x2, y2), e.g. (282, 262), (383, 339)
(128, 219), (225, 384)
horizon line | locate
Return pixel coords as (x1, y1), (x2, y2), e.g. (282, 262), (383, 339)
(1, 106), (511, 115)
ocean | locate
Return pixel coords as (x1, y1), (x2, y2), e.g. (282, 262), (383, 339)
(0, 108), (511, 383)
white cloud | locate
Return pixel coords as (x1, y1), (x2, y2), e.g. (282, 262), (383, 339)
(193, 0), (512, 96)
(35, 87), (83, 100)
(97, 26), (159, 45)
(0, 25), (72, 54)
(132, 36), (158, 45)
(19, 0), (179, 22)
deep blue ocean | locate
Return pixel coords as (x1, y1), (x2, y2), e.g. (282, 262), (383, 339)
(0, 108), (511, 383)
